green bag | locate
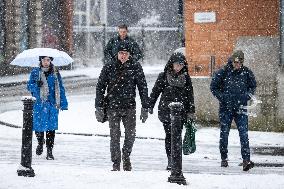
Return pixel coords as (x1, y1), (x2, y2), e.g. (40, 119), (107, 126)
(183, 119), (197, 155)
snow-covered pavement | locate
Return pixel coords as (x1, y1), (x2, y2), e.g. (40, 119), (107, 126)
(1, 94), (284, 188)
(0, 65), (284, 188)
(1, 121), (284, 189)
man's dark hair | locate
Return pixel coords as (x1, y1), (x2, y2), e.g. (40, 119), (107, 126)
(118, 24), (128, 30)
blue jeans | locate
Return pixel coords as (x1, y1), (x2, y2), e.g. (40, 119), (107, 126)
(219, 109), (250, 161)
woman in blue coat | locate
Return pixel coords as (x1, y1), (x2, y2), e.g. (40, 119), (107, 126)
(27, 56), (68, 160)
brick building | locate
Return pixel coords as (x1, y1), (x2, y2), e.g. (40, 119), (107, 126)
(184, 0), (279, 76)
(183, 0), (284, 131)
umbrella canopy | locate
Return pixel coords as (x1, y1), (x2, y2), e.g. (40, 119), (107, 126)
(10, 48), (74, 67)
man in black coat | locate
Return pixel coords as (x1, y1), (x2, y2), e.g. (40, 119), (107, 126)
(95, 42), (149, 171)
(148, 52), (195, 170)
(103, 24), (143, 64)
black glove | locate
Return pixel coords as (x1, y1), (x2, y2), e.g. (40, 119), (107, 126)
(148, 108), (153, 114)
(140, 108), (148, 123)
(37, 80), (43, 87)
(95, 107), (105, 123)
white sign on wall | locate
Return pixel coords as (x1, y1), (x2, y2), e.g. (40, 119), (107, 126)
(194, 12), (216, 23)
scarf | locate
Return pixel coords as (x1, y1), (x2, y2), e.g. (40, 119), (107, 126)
(54, 68), (61, 109)
(166, 71), (186, 88)
(40, 69), (49, 102)
(39, 67), (61, 109)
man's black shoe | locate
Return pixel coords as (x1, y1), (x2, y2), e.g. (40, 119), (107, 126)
(111, 163), (120, 171)
(243, 160), (254, 171)
(221, 159), (228, 167)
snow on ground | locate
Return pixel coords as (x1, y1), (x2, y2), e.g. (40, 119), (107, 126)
(1, 121), (284, 189)
(1, 94), (284, 188)
(1, 65), (284, 188)
(1, 94), (284, 147)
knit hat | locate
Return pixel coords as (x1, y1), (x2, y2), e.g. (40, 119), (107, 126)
(231, 50), (244, 63)
(117, 42), (130, 52)
(169, 52), (187, 65)
(39, 56), (54, 61)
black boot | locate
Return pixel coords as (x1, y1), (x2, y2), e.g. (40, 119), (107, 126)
(46, 148), (54, 160)
(36, 143), (44, 155)
(35, 132), (45, 155)
(243, 160), (254, 171)
(122, 149), (132, 171)
(46, 131), (55, 160)
(122, 157), (132, 171)
(112, 162), (121, 171)
(221, 159), (228, 167)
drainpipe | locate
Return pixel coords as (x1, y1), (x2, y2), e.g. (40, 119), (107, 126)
(280, 0), (284, 69)
(178, 0), (185, 47)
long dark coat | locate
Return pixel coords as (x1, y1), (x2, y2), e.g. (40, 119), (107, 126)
(149, 52), (195, 123)
(104, 35), (143, 63)
(95, 58), (148, 110)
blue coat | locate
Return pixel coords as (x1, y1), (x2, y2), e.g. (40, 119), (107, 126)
(210, 60), (257, 111)
(27, 67), (68, 132)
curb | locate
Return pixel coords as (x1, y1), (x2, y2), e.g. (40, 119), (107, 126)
(0, 75), (89, 88)
(0, 120), (21, 129)
(0, 120), (164, 141)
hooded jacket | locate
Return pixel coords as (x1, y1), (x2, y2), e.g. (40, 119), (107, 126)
(210, 58), (257, 111)
(149, 52), (195, 123)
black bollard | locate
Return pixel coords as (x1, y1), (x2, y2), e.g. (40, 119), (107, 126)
(168, 102), (187, 185)
(17, 96), (35, 177)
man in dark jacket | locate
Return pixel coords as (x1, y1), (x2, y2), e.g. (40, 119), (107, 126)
(210, 50), (257, 171)
(95, 42), (149, 171)
(104, 24), (143, 64)
(148, 52), (195, 170)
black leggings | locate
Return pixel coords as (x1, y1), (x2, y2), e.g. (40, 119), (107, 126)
(163, 119), (185, 159)
(163, 122), (172, 159)
(35, 131), (55, 149)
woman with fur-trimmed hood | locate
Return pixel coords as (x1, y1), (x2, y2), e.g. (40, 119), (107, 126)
(148, 52), (195, 170)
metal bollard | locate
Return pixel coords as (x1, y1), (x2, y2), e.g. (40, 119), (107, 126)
(168, 102), (187, 185)
(17, 96), (36, 177)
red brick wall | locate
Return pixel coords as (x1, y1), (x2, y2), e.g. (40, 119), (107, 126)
(184, 0), (279, 76)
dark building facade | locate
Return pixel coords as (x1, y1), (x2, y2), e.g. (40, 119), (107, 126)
(0, 0), (73, 75)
